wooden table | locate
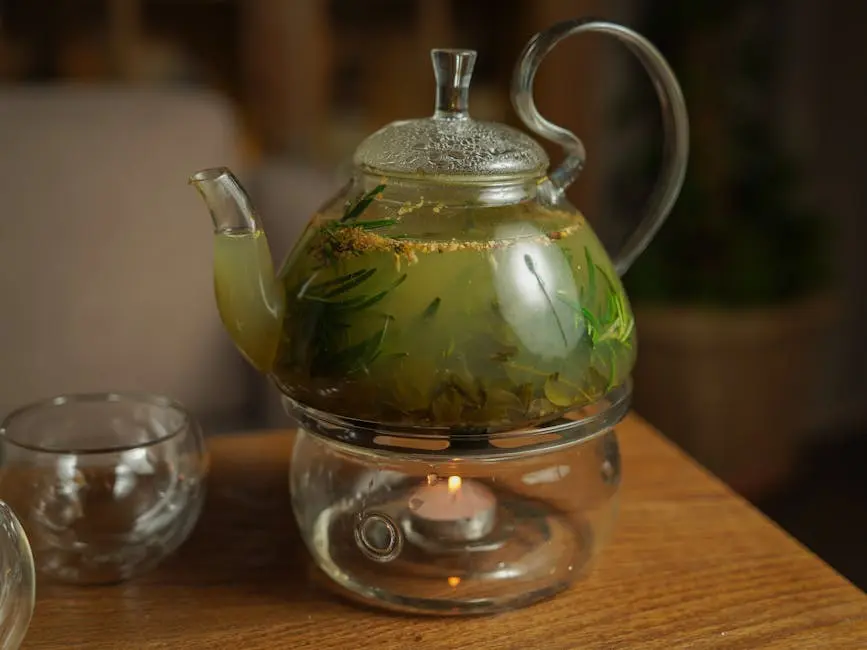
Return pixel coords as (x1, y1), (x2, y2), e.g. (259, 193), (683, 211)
(23, 416), (867, 649)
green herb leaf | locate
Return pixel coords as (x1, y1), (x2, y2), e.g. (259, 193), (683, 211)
(355, 218), (399, 231)
(336, 273), (407, 312)
(582, 307), (600, 345)
(308, 268), (370, 291)
(596, 264), (616, 295)
(322, 268), (377, 297)
(555, 291), (602, 346)
(314, 315), (394, 376)
(605, 291), (618, 323)
(431, 386), (463, 422)
(341, 184), (386, 222)
(300, 273), (406, 311)
(584, 248), (597, 305)
(348, 315), (394, 374)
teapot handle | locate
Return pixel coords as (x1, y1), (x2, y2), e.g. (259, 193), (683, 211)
(512, 18), (689, 276)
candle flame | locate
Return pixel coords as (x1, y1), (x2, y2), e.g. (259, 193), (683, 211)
(447, 475), (462, 494)
(447, 576), (461, 588)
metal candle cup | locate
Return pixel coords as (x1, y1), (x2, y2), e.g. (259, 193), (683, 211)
(406, 475), (497, 543)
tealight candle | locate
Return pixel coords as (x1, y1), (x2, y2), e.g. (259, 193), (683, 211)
(406, 474), (497, 543)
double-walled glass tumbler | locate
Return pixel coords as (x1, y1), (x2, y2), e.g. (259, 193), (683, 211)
(0, 392), (208, 584)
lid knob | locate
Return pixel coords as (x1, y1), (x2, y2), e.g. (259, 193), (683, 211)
(432, 49), (476, 120)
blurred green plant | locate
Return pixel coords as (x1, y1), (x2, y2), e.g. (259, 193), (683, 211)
(616, 0), (831, 306)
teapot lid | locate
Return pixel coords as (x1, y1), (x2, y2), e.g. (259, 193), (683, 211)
(353, 49), (549, 182)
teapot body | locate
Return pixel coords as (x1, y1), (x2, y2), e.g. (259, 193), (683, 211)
(266, 175), (633, 430)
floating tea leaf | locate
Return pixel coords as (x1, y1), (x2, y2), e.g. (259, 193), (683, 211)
(516, 383), (535, 409)
(421, 297), (441, 320)
(544, 372), (578, 407)
(431, 386), (463, 422)
(484, 388), (526, 420)
(491, 346), (518, 363)
(392, 379), (430, 412)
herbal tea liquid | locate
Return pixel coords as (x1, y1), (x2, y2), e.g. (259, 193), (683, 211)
(263, 198), (634, 430)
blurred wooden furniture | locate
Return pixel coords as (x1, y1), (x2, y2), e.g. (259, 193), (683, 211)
(23, 415), (867, 649)
(241, 0), (332, 158)
(3, 0), (630, 181)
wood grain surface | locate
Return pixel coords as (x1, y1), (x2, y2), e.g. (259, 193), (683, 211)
(22, 415), (867, 649)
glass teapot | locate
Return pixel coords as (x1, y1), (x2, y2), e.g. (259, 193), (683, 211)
(190, 18), (688, 434)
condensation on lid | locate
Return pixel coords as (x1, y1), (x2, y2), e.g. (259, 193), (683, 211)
(353, 48), (549, 181)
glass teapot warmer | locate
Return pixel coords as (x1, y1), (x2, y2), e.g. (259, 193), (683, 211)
(289, 384), (629, 615)
(191, 18), (688, 615)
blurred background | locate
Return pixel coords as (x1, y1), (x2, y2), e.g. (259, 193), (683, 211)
(1, 0), (864, 589)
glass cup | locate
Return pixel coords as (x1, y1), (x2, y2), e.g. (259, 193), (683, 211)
(0, 393), (208, 585)
(0, 501), (34, 649)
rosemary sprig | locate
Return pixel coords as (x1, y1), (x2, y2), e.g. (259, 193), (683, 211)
(312, 315), (394, 376)
(557, 247), (634, 347)
(350, 315), (394, 374)
(325, 217), (400, 233)
(313, 185), (397, 266)
(339, 273), (407, 312)
(290, 266), (408, 377)
(341, 184), (386, 223)
(299, 273), (406, 310)
(323, 268), (377, 297)
(308, 268), (369, 290)
(583, 247), (596, 304)
(582, 305), (602, 345)
(353, 218), (399, 230)
(595, 265), (634, 346)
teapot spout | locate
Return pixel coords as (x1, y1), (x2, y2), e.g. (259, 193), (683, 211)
(189, 168), (285, 373)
